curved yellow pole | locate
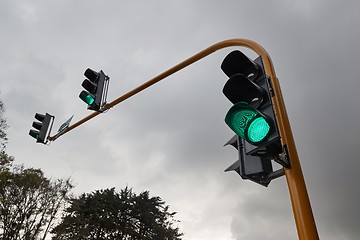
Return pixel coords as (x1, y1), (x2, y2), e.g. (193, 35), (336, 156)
(49, 39), (272, 140)
(49, 38), (318, 239)
(244, 41), (319, 240)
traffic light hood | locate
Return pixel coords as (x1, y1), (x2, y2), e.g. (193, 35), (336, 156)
(222, 74), (264, 108)
(221, 50), (261, 80)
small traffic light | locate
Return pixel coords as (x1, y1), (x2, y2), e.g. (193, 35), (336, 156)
(222, 50), (285, 186)
(79, 68), (109, 111)
(29, 113), (54, 144)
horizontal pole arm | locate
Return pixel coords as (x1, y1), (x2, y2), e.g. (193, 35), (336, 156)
(49, 38), (274, 140)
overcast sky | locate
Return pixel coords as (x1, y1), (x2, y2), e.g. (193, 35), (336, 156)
(1, 0), (360, 239)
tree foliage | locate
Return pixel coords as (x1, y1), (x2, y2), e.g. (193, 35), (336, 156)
(0, 98), (8, 153)
(0, 161), (73, 240)
(52, 187), (183, 240)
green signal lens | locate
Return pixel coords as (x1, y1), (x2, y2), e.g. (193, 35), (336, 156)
(29, 130), (39, 139)
(225, 102), (271, 144)
(79, 91), (95, 105)
(247, 116), (270, 143)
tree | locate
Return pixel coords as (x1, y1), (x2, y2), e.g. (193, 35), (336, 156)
(0, 163), (73, 240)
(0, 98), (8, 152)
(0, 96), (12, 173)
(52, 187), (183, 240)
(0, 98), (11, 171)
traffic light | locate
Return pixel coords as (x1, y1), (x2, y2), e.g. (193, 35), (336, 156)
(79, 68), (109, 111)
(222, 50), (286, 186)
(29, 113), (55, 144)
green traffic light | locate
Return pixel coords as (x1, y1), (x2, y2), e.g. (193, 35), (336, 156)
(79, 91), (95, 105)
(225, 102), (271, 144)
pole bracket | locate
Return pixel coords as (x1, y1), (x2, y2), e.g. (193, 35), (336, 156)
(274, 144), (291, 168)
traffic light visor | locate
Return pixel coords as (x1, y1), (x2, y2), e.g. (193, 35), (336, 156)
(225, 102), (271, 144)
(221, 50), (261, 80)
(82, 79), (97, 94)
(84, 68), (100, 82)
(35, 113), (45, 122)
(32, 122), (42, 131)
(223, 74), (263, 108)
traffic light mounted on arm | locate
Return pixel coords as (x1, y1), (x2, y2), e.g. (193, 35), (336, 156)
(79, 68), (109, 111)
(29, 113), (55, 144)
(222, 50), (288, 186)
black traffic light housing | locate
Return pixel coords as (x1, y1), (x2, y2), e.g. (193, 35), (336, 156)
(29, 113), (55, 144)
(222, 50), (282, 154)
(79, 68), (109, 111)
(222, 50), (286, 186)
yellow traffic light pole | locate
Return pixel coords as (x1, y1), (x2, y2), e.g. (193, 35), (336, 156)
(248, 42), (320, 240)
(49, 39), (318, 239)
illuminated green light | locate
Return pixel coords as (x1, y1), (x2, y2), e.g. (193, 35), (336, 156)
(79, 91), (95, 105)
(225, 102), (271, 144)
(29, 130), (39, 139)
(247, 116), (270, 143)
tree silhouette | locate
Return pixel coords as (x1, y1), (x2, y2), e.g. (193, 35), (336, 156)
(0, 99), (8, 152)
(0, 163), (73, 240)
(52, 187), (183, 240)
